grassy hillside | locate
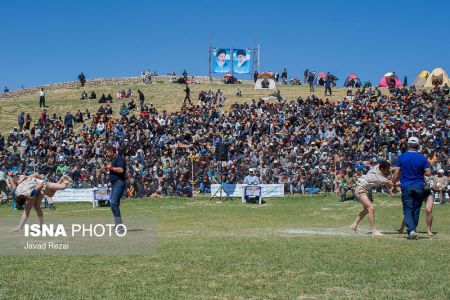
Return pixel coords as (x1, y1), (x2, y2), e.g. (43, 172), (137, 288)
(0, 81), (353, 134)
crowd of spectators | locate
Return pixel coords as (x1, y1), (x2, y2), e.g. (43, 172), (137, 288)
(0, 83), (448, 200)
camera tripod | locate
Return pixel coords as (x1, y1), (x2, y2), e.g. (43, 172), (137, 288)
(210, 162), (232, 201)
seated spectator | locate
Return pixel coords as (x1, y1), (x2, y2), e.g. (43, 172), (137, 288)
(119, 103), (129, 116)
(105, 104), (113, 115)
(140, 107), (150, 119)
(89, 91), (97, 99)
(98, 94), (107, 103)
(80, 91), (88, 100)
(338, 169), (356, 202)
(176, 177), (192, 197)
(354, 160), (367, 172)
(106, 93), (113, 103)
(432, 169), (449, 204)
(95, 120), (105, 135)
(74, 110), (83, 123)
(197, 175), (211, 193)
(128, 99), (137, 111)
(443, 83), (449, 95)
(127, 88), (133, 98)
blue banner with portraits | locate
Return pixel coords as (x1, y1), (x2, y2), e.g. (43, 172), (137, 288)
(212, 48), (231, 73)
(232, 48), (251, 74)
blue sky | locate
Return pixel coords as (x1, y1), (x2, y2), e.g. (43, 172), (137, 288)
(1, 0), (449, 90)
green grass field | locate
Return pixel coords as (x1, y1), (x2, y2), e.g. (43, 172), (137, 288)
(1, 195), (449, 299)
(0, 82), (354, 134)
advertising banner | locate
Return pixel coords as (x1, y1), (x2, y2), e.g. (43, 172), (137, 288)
(210, 184), (284, 198)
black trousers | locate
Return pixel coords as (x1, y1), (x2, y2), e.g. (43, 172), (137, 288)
(39, 96), (45, 107)
(309, 82), (314, 92)
(184, 94), (192, 105)
(325, 87), (332, 96)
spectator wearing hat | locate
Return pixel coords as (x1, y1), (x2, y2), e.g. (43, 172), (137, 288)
(393, 136), (432, 240)
(243, 168), (260, 185)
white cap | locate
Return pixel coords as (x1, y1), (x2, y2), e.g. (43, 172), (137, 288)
(407, 137), (419, 145)
(249, 168), (254, 172)
(438, 169), (445, 174)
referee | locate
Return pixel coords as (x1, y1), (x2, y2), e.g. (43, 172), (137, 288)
(393, 137), (431, 240)
(106, 146), (126, 229)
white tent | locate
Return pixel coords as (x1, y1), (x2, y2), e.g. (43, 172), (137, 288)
(424, 68), (449, 88)
(412, 70), (429, 88)
(254, 72), (276, 90)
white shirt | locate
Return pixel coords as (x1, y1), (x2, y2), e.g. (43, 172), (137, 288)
(39, 90), (45, 97)
(356, 165), (389, 189)
(244, 175), (260, 185)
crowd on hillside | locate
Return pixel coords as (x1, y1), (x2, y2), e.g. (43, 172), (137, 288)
(0, 83), (448, 199)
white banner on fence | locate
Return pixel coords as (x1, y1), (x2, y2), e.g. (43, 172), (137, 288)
(52, 188), (95, 203)
(210, 184), (284, 198)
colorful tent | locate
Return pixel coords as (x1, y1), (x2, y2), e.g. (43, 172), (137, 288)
(378, 72), (403, 87)
(314, 72), (328, 86)
(254, 72), (276, 90)
(412, 71), (429, 88)
(343, 74), (362, 87)
(424, 68), (449, 88)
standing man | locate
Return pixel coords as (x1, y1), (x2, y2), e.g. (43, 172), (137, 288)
(308, 72), (315, 92)
(18, 112), (25, 132)
(78, 72), (86, 87)
(137, 89), (145, 110)
(325, 76), (332, 96)
(64, 111), (74, 133)
(281, 68), (288, 84)
(106, 146), (127, 228)
(39, 88), (46, 108)
(183, 83), (192, 106)
(392, 137), (431, 240)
